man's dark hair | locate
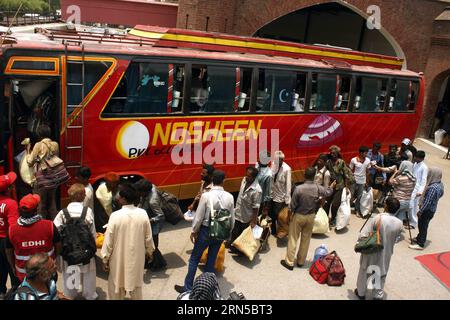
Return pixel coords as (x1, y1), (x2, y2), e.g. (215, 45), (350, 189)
(134, 179), (153, 193)
(203, 164), (215, 176)
(26, 253), (49, 280)
(373, 142), (381, 150)
(76, 167), (91, 180)
(37, 124), (51, 139)
(416, 150), (426, 160)
(400, 153), (409, 161)
(246, 166), (259, 179)
(359, 146), (369, 154)
(119, 183), (139, 204)
(212, 170), (226, 185)
(318, 154), (329, 162)
(305, 167), (316, 181)
(385, 197), (400, 214)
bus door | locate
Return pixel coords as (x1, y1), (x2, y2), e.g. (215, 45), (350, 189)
(3, 56), (61, 200)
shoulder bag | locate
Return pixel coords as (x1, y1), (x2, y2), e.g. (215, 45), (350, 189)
(354, 215), (384, 254)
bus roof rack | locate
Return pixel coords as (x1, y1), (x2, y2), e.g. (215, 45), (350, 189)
(129, 25), (404, 70)
(33, 24), (404, 70)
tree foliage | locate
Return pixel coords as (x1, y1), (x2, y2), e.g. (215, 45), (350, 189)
(0, 0), (55, 13)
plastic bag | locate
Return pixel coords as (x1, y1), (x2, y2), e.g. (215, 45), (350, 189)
(336, 188), (351, 231)
(232, 226), (261, 261)
(200, 242), (226, 273)
(184, 210), (194, 222)
(312, 208), (329, 234)
(96, 232), (104, 249)
(313, 244), (329, 262)
(359, 187), (373, 218)
(16, 151), (35, 186)
(435, 129), (446, 145)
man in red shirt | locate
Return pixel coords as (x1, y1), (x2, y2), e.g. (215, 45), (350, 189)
(0, 172), (20, 298)
(5, 194), (61, 283)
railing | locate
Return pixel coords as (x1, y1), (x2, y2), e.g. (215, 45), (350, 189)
(0, 11), (61, 27)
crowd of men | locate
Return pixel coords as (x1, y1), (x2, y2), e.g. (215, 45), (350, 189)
(0, 137), (445, 300)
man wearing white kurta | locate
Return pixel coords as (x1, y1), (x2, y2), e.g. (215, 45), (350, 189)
(410, 151), (428, 229)
(356, 197), (403, 300)
(269, 151), (292, 235)
(101, 184), (154, 300)
(53, 184), (98, 300)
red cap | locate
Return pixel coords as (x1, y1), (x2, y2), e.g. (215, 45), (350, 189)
(19, 194), (41, 212)
(0, 172), (17, 192)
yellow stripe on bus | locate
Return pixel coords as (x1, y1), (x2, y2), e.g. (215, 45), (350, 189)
(129, 29), (403, 67)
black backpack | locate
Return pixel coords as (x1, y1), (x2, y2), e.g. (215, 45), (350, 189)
(60, 207), (97, 266)
(156, 189), (184, 225)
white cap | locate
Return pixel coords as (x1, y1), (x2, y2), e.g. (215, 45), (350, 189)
(402, 138), (411, 146)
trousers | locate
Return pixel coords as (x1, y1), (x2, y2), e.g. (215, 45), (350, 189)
(285, 213), (315, 266)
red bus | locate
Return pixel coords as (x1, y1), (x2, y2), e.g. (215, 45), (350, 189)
(0, 25), (424, 203)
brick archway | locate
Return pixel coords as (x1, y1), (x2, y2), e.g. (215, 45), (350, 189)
(251, 1), (407, 67)
(421, 69), (450, 137)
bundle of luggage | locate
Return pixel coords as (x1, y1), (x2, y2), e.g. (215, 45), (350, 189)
(309, 247), (346, 286)
(231, 216), (272, 261)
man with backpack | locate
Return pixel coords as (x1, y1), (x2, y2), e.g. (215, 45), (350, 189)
(175, 170), (235, 294)
(53, 183), (97, 300)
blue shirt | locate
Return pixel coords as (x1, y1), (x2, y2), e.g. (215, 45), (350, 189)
(368, 149), (385, 178)
(420, 182), (444, 214)
(14, 278), (58, 300)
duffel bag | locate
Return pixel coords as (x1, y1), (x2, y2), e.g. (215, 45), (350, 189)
(309, 257), (329, 284)
(35, 161), (70, 190)
(322, 251), (346, 286)
(157, 189), (184, 225)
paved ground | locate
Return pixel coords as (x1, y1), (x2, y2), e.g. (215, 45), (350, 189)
(60, 138), (450, 300)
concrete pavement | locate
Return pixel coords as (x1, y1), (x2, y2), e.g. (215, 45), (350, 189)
(62, 138), (450, 300)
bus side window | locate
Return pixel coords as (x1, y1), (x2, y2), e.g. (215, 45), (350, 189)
(67, 61), (111, 116)
(388, 79), (413, 112)
(309, 73), (337, 112)
(102, 62), (183, 116)
(335, 75), (351, 111)
(256, 69), (305, 113)
(190, 65), (235, 113)
(353, 77), (387, 112)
